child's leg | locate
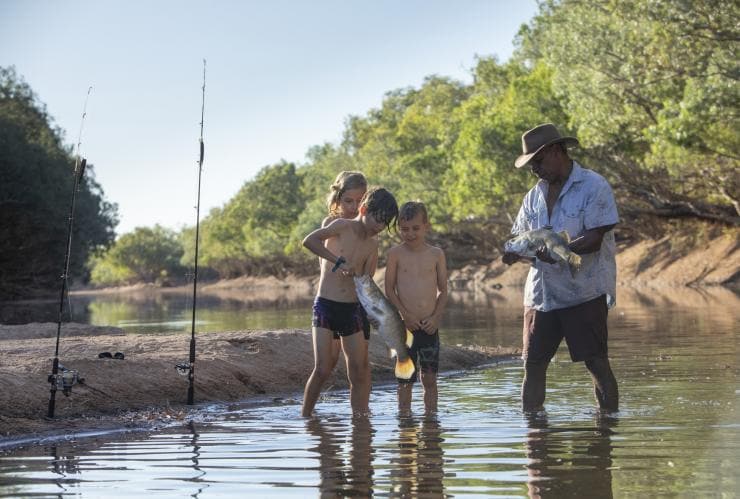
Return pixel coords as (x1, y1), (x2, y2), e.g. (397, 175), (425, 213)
(420, 371), (438, 414)
(397, 382), (413, 415)
(302, 327), (337, 417)
(330, 338), (342, 371)
(341, 332), (370, 415)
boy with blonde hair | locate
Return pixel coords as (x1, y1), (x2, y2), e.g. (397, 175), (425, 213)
(385, 201), (448, 415)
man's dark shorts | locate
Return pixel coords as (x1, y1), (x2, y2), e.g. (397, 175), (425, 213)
(312, 296), (370, 340)
(398, 329), (440, 384)
(522, 294), (609, 363)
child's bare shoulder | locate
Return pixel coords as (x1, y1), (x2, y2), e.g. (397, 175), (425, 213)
(321, 215), (337, 228)
(323, 217), (352, 231)
(388, 243), (405, 256)
(427, 244), (445, 257)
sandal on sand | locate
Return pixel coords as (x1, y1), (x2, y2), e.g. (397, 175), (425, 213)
(113, 352), (125, 360)
(98, 352), (113, 359)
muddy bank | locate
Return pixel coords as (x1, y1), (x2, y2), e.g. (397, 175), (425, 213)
(0, 324), (518, 441)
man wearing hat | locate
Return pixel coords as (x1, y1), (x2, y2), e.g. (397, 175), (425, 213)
(503, 123), (619, 413)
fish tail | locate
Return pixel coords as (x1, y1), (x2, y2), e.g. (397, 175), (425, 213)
(568, 253), (582, 276)
(405, 329), (414, 348)
(395, 357), (416, 380)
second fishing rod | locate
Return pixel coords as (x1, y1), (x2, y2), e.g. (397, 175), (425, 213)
(176, 59), (207, 405)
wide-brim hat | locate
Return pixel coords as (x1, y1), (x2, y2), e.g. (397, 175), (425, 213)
(514, 123), (579, 168)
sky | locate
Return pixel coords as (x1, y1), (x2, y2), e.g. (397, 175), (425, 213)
(1, 0), (538, 236)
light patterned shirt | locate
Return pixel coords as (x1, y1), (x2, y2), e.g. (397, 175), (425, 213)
(512, 161), (619, 312)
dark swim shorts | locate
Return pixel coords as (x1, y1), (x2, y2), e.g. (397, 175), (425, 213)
(397, 329), (440, 384)
(522, 294), (609, 363)
(312, 296), (370, 340)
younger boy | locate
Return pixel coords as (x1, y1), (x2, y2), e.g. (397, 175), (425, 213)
(385, 201), (448, 415)
(302, 187), (399, 417)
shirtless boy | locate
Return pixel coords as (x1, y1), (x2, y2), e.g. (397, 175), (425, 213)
(302, 187), (399, 417)
(385, 201), (448, 415)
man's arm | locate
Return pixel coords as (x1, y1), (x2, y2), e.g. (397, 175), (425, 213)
(569, 224), (616, 255)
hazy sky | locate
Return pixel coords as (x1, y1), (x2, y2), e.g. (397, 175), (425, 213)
(1, 0), (538, 235)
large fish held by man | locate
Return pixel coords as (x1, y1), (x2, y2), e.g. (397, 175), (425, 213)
(504, 227), (582, 277)
(353, 274), (415, 379)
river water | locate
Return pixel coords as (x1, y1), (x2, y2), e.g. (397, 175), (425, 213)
(0, 286), (738, 497)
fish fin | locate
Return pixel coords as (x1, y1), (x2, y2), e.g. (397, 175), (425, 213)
(568, 253), (582, 277)
(395, 357), (416, 380)
(405, 329), (414, 348)
(558, 230), (571, 244)
(389, 348), (397, 358)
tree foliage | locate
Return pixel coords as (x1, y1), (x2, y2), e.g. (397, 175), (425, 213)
(37, 0), (740, 285)
(519, 0), (739, 223)
(0, 66), (117, 299)
(90, 225), (184, 286)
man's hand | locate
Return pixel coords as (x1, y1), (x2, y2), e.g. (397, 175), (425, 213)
(535, 246), (557, 264)
(502, 252), (520, 265)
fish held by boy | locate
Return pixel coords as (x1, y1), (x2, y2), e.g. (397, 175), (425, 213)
(504, 227), (582, 276)
(353, 274), (416, 379)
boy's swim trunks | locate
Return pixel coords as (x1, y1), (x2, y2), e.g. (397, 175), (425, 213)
(312, 296), (370, 340)
(397, 329), (440, 384)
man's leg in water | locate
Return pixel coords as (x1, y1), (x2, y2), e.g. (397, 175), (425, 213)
(585, 356), (619, 412)
(522, 360), (548, 412)
(302, 327), (337, 417)
(342, 331), (371, 415)
(521, 307), (559, 412)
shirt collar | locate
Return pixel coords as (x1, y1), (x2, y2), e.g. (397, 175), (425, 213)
(536, 160), (584, 196)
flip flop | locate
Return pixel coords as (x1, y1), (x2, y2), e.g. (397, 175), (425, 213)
(98, 352), (112, 359)
(113, 352), (125, 360)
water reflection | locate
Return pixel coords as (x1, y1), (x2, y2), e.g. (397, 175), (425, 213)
(186, 422), (208, 498)
(306, 416), (375, 497)
(390, 415), (446, 497)
(525, 413), (616, 499)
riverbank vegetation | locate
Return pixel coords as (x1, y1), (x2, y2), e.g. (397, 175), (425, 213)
(3, 0), (737, 296)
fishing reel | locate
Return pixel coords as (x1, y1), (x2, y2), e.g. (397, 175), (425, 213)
(175, 362), (192, 377)
(48, 365), (82, 396)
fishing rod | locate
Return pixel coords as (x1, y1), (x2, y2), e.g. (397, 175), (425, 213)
(179, 59), (206, 405)
(48, 86), (92, 418)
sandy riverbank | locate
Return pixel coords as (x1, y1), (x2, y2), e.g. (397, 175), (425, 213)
(0, 324), (518, 443)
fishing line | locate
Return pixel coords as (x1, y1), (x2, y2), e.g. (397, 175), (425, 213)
(47, 86), (92, 418)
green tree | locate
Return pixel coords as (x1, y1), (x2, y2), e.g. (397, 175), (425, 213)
(447, 58), (569, 223)
(90, 225), (185, 285)
(0, 66), (117, 299)
(194, 161), (306, 276)
(344, 76), (470, 225)
(520, 0), (739, 223)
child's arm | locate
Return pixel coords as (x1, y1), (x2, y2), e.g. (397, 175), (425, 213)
(385, 249), (422, 330)
(302, 219), (352, 273)
(420, 248), (448, 334)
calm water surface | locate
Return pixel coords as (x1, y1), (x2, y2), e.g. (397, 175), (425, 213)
(1, 287), (738, 497)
